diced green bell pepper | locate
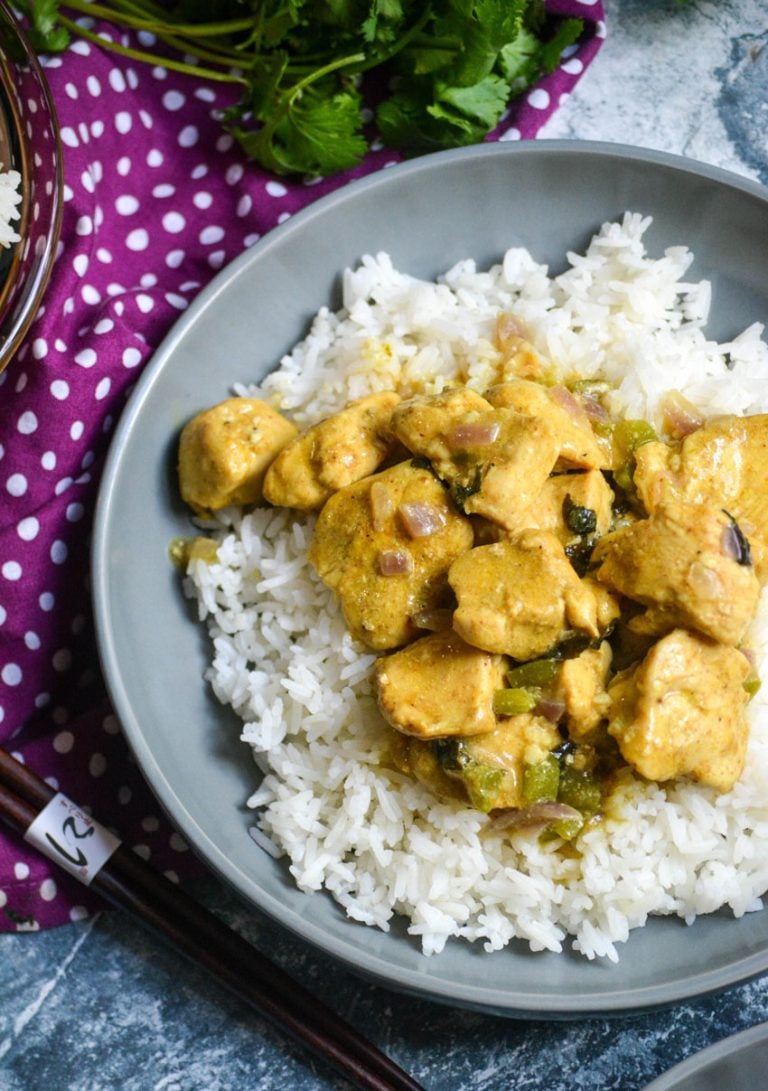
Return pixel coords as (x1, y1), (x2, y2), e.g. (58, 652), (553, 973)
(522, 754), (560, 803)
(493, 687), (537, 717)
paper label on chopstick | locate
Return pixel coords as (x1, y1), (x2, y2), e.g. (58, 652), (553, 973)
(24, 792), (121, 887)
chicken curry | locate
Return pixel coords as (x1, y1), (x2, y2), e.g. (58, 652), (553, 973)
(177, 322), (767, 842)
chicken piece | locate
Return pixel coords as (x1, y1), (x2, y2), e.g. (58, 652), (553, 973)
(448, 530), (603, 660)
(632, 440), (675, 512)
(262, 391), (400, 510)
(390, 733), (466, 804)
(178, 397), (298, 515)
(389, 711), (561, 811)
(509, 469), (615, 544)
(633, 415), (768, 582)
(485, 379), (610, 470)
(391, 388), (561, 530)
(309, 461), (473, 650)
(591, 501), (760, 646)
(390, 386), (494, 472)
(606, 629), (751, 792)
(580, 577), (622, 632)
(374, 629), (507, 738)
(458, 412), (561, 529)
(555, 642), (613, 740)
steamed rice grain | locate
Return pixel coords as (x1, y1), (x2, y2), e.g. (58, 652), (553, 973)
(186, 213), (768, 961)
(0, 164), (21, 249)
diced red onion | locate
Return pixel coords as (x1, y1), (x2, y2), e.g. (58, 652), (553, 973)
(741, 646), (757, 667)
(412, 608), (453, 631)
(496, 313), (529, 349)
(398, 501), (446, 538)
(581, 394), (609, 424)
(533, 697), (566, 723)
(486, 801), (582, 832)
(370, 481), (394, 532)
(720, 517), (752, 567)
(448, 420), (501, 448)
(378, 548), (413, 576)
(661, 390), (704, 438)
(722, 522), (743, 561)
(549, 385), (591, 429)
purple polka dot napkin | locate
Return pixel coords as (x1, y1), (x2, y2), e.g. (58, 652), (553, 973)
(0, 1), (605, 932)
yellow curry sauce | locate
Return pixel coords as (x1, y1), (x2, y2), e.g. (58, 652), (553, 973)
(176, 324), (767, 843)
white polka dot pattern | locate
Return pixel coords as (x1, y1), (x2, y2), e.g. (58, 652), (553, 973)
(0, 2), (605, 931)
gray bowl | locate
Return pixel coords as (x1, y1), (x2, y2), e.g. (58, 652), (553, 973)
(643, 1022), (768, 1090)
(92, 140), (768, 1017)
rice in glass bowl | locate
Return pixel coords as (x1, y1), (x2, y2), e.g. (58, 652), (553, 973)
(0, 0), (63, 373)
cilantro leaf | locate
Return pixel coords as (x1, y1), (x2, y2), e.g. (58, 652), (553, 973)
(379, 73), (509, 152)
(429, 73), (511, 134)
(376, 87), (437, 151)
(12, 0), (70, 52)
(417, 1), (528, 86)
(237, 79), (367, 176)
(522, 0), (547, 33)
(498, 28), (543, 86)
(360, 0), (407, 46)
(378, 2), (584, 159)
(538, 17), (585, 73)
(469, 0), (530, 53)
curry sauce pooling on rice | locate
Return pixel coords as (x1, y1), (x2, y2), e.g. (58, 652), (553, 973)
(176, 322), (766, 845)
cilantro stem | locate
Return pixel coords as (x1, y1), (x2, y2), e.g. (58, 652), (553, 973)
(288, 6), (433, 77)
(103, 0), (170, 16)
(148, 34), (249, 70)
(248, 4), (266, 56)
(289, 52), (367, 96)
(355, 5), (434, 73)
(55, 13), (248, 84)
(62, 0), (161, 27)
(62, 0), (259, 40)
(61, 0), (253, 70)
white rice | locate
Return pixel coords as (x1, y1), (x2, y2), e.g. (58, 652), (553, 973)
(0, 164), (21, 249)
(184, 212), (768, 961)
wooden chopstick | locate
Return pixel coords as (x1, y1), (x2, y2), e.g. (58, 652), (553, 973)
(0, 747), (425, 1091)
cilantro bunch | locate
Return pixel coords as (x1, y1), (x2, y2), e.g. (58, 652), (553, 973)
(16, 1), (584, 177)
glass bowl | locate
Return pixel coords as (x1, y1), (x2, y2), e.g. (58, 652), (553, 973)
(0, 0), (63, 373)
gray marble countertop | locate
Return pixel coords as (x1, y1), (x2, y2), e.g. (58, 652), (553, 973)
(3, 1), (768, 1088)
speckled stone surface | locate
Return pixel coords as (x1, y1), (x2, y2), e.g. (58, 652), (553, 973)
(544, 0), (768, 186)
(2, 1), (768, 1088)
